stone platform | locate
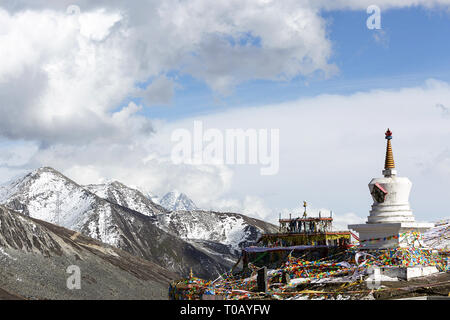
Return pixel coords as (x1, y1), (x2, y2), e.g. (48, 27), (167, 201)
(349, 222), (434, 249)
(366, 265), (439, 281)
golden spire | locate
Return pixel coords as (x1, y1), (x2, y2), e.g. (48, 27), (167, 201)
(384, 129), (395, 169)
(303, 201), (307, 217)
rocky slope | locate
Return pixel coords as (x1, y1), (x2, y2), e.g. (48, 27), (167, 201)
(0, 167), (231, 279)
(0, 205), (177, 300)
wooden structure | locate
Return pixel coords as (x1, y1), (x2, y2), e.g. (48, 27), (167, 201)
(241, 210), (352, 269)
(260, 216), (351, 247)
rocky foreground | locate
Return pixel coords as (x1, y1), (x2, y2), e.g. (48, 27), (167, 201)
(0, 205), (177, 300)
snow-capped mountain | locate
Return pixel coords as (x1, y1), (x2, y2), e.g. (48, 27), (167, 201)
(82, 182), (276, 255)
(0, 167), (98, 233)
(84, 181), (167, 217)
(423, 219), (450, 250)
(0, 167), (230, 279)
(159, 190), (198, 211)
(156, 210), (278, 255)
(0, 167), (278, 278)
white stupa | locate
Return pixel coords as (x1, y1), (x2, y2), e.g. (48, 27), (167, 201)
(349, 129), (433, 249)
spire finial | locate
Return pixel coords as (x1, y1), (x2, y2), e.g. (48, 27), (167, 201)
(385, 128), (392, 140)
(383, 129), (396, 177)
(303, 201), (307, 217)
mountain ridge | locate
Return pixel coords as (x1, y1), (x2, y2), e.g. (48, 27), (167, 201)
(0, 166), (277, 279)
(0, 168), (232, 279)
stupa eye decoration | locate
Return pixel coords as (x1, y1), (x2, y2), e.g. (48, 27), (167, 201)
(371, 182), (387, 203)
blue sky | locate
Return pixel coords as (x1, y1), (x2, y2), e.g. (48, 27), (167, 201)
(142, 7), (450, 120)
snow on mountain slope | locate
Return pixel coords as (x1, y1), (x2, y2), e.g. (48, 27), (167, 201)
(149, 194), (160, 204)
(84, 181), (167, 217)
(159, 190), (198, 211)
(84, 182), (278, 263)
(0, 167), (121, 246)
(133, 186), (161, 205)
(0, 167), (231, 279)
(423, 219), (450, 250)
(156, 210), (278, 254)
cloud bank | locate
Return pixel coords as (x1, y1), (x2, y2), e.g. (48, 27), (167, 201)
(2, 79), (448, 228)
(1, 1), (450, 228)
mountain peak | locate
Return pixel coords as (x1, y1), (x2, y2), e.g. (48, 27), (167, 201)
(107, 180), (127, 188)
(0, 166), (92, 229)
(159, 191), (198, 211)
(28, 167), (78, 185)
(84, 180), (167, 216)
(33, 166), (61, 175)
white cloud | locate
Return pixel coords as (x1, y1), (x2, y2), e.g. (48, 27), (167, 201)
(139, 76), (175, 106)
(331, 212), (366, 231)
(64, 165), (107, 185)
(150, 79), (450, 223)
(207, 195), (273, 221)
(1, 78), (449, 227)
(0, 141), (38, 166)
(0, 1), (339, 143)
(1, 1), (449, 144)
(1, 1), (450, 227)
(0, 7), (150, 144)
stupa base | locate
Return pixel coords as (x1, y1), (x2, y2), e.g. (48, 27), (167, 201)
(366, 265), (439, 281)
(348, 222), (434, 249)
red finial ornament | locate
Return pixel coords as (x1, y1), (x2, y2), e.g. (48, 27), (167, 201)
(385, 128), (392, 140)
